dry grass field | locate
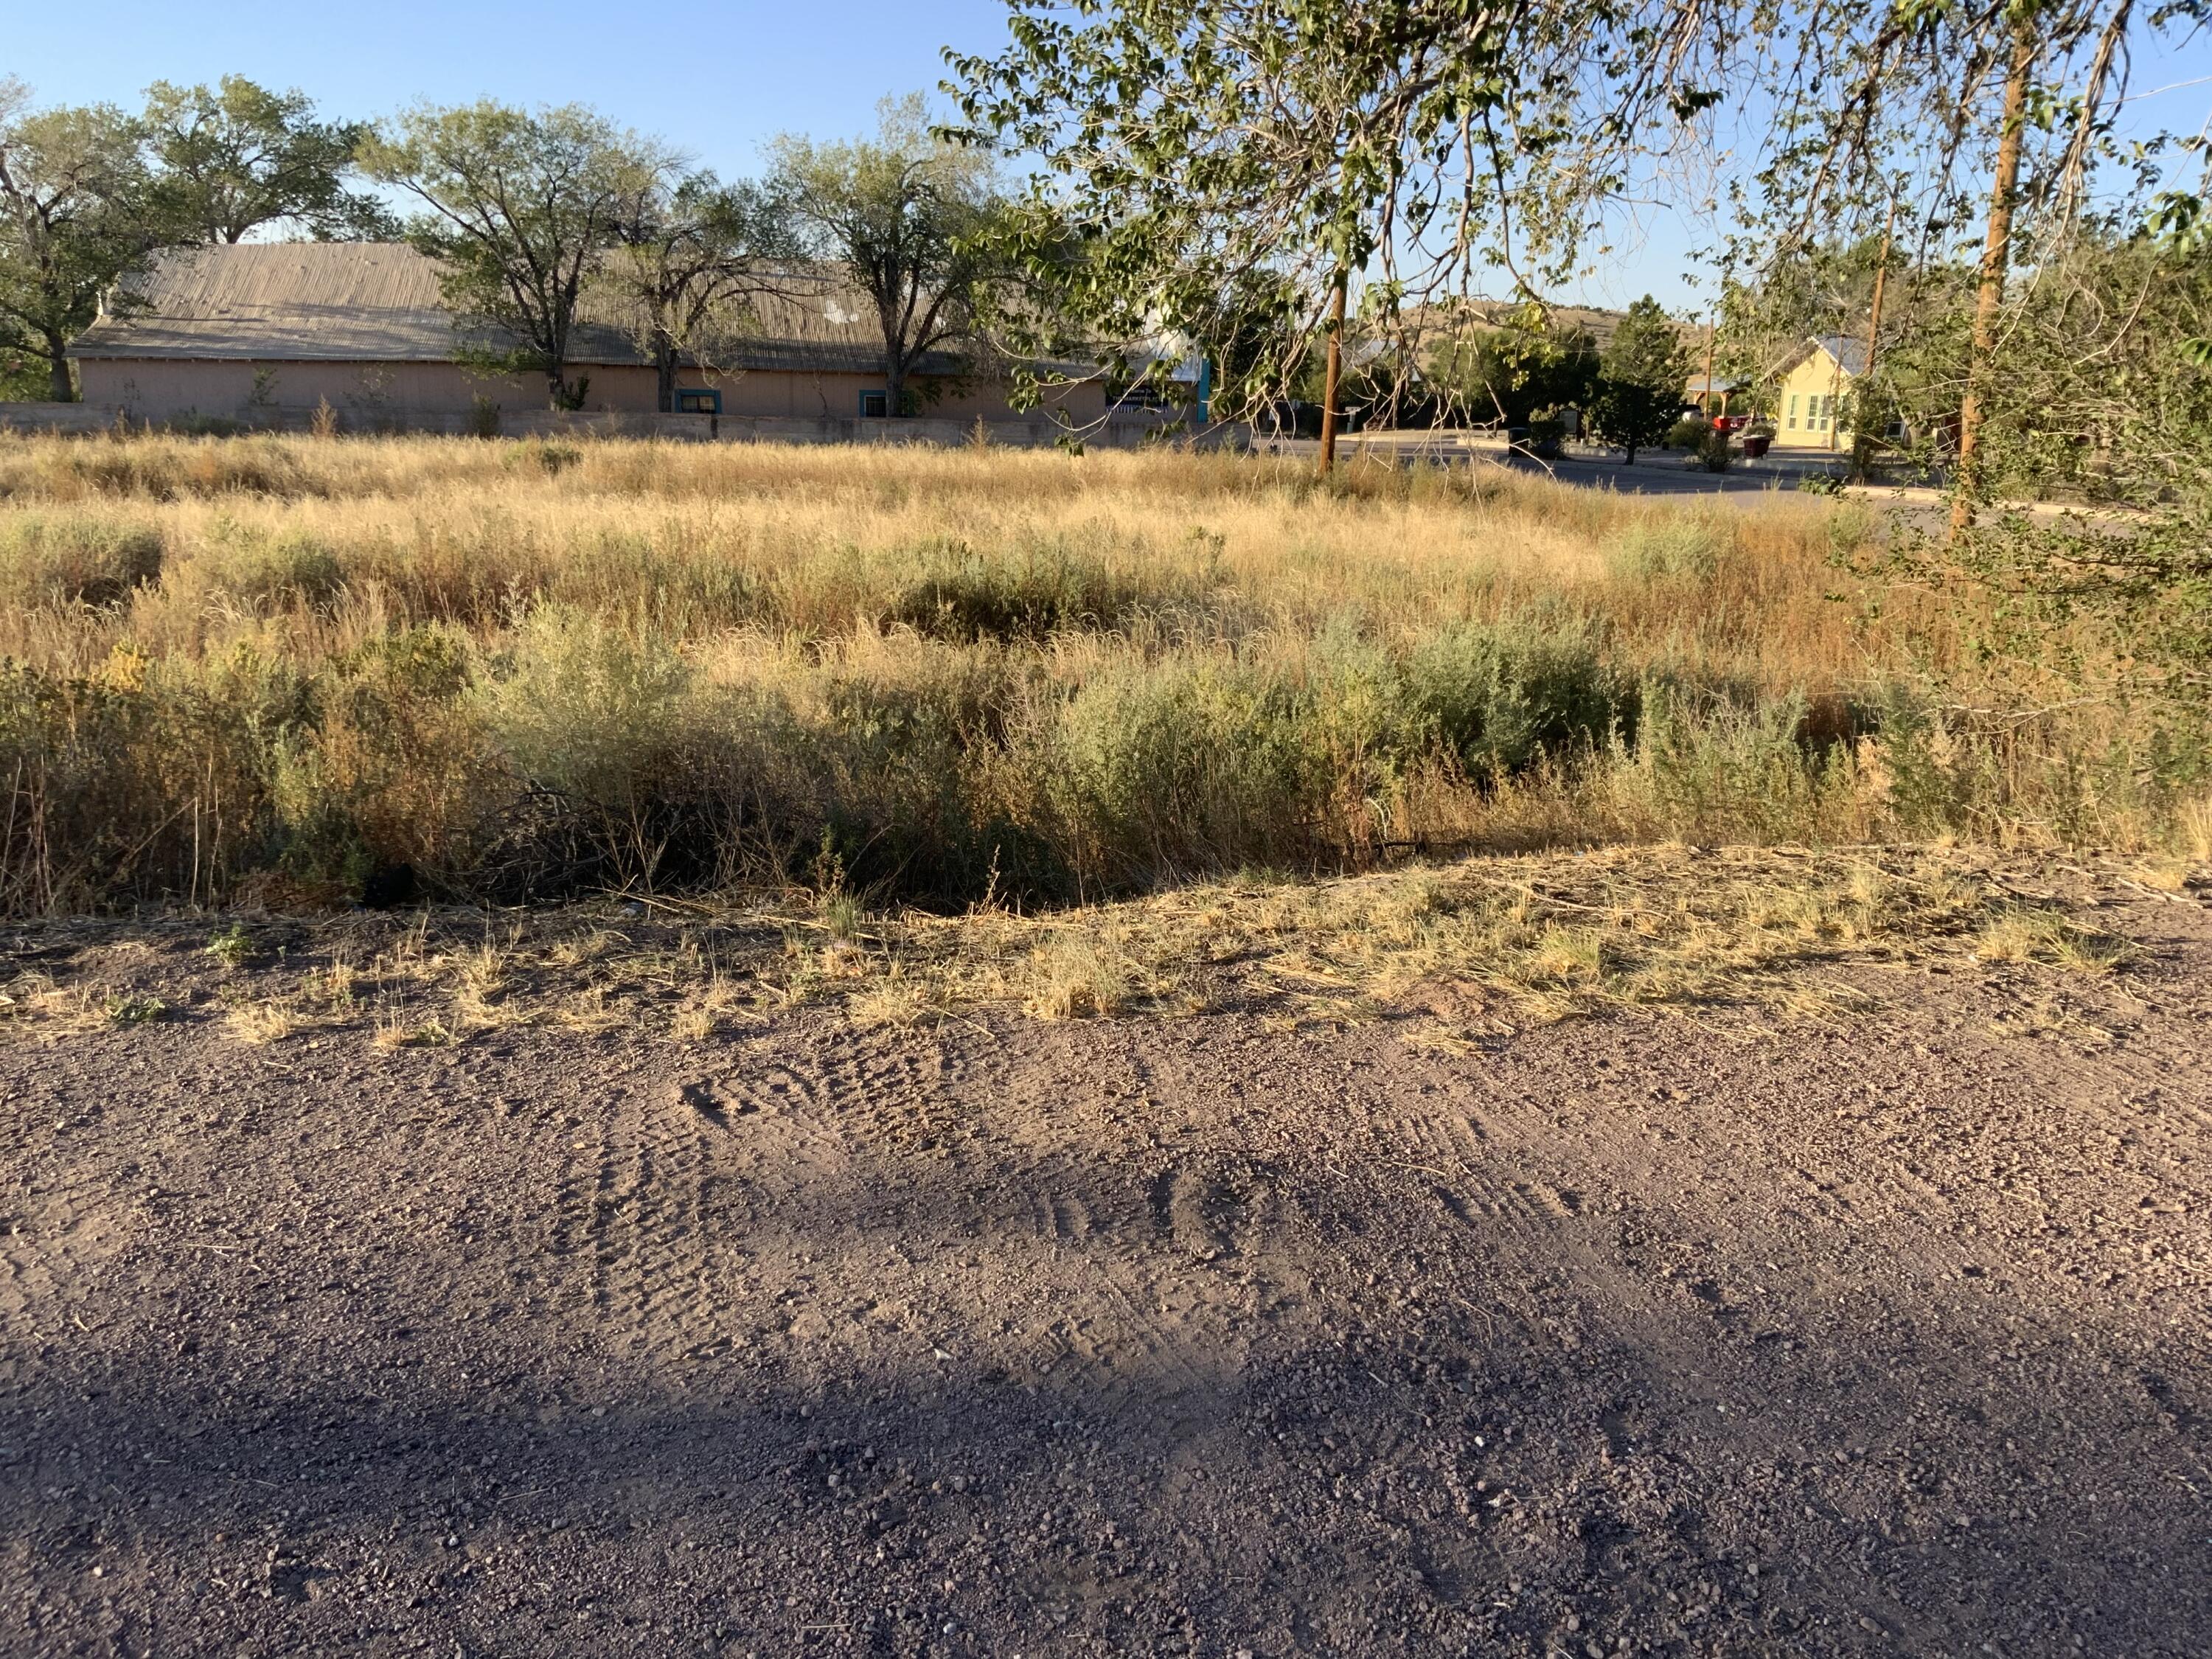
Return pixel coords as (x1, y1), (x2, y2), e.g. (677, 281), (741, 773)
(2, 433), (2202, 925)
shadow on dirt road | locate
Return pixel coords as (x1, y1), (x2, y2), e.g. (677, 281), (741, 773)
(4, 895), (2210, 1656)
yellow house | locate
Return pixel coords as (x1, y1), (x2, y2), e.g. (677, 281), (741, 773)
(1770, 335), (1868, 451)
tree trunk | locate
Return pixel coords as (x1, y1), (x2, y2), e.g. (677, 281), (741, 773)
(1950, 26), (2037, 543)
(885, 352), (905, 419)
(1624, 442), (1638, 467)
(655, 339), (678, 415)
(44, 332), (74, 403)
(1318, 268), (1347, 477)
(1853, 201), (1898, 480)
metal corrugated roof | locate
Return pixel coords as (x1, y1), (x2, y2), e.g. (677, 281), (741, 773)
(1770, 333), (1873, 380)
(67, 243), (1040, 377)
(1813, 333), (1871, 378)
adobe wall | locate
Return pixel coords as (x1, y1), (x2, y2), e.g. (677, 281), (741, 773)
(1, 398), (1213, 452)
(72, 358), (1113, 430)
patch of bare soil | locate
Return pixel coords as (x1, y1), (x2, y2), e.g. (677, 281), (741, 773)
(3, 889), (2210, 1658)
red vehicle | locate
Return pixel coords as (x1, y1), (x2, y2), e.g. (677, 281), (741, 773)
(1711, 413), (1753, 435)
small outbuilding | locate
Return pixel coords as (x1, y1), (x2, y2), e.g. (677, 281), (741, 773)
(1683, 372), (1750, 420)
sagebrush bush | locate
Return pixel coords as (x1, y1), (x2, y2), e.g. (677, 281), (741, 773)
(0, 514), (165, 608)
(885, 536), (1206, 643)
(471, 606), (693, 809)
(1049, 657), (1320, 888)
(1602, 519), (1723, 585)
(1402, 623), (1632, 775)
(195, 521), (346, 610)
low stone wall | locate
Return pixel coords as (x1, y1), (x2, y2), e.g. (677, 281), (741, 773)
(0, 404), (120, 435)
(0, 401), (1234, 451)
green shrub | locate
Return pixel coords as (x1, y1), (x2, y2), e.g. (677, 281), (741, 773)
(1603, 519), (1723, 583)
(276, 625), (493, 887)
(1622, 681), (1845, 842)
(1048, 658), (1320, 888)
(884, 538), (1199, 642)
(1402, 624), (1632, 777)
(470, 605), (692, 809)
(0, 647), (316, 911)
(0, 515), (164, 608)
(1664, 417), (1708, 449)
(200, 521), (345, 608)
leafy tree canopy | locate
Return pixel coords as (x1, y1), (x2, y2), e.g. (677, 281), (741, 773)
(0, 80), (166, 401)
(143, 76), (392, 245)
(948, 0), (1738, 423)
(601, 168), (795, 411)
(1602, 297), (1692, 396)
(362, 101), (663, 409)
(768, 96), (1006, 414)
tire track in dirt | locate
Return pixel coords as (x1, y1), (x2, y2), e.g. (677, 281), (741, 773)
(545, 1048), (848, 1367)
(1069, 1153), (1275, 1406)
(1371, 1083), (1596, 1259)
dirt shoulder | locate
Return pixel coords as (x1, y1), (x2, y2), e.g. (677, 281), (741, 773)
(3, 884), (2210, 1658)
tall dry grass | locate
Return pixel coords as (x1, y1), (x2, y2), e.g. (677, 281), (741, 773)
(0, 431), (2197, 913)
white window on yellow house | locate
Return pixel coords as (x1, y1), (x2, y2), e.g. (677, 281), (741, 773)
(1787, 394), (1799, 429)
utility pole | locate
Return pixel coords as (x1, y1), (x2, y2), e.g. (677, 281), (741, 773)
(1318, 267), (1347, 477)
(1950, 23), (2037, 542)
(1853, 198), (1898, 479)
(1701, 313), (1718, 419)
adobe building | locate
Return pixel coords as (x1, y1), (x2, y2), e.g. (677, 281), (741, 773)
(67, 243), (1123, 433)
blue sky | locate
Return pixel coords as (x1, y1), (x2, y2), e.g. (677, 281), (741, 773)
(11, 0), (2212, 315)
(7, 0), (1014, 172)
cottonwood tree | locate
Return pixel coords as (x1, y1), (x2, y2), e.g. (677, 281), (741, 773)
(1733, 0), (2212, 711)
(143, 76), (392, 245)
(363, 101), (658, 410)
(0, 81), (166, 401)
(1849, 221), (2212, 712)
(1425, 308), (1598, 429)
(603, 170), (790, 413)
(948, 0), (1745, 456)
(1736, 0), (2212, 532)
(768, 97), (1004, 416)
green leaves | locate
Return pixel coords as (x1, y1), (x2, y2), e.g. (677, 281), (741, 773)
(363, 101), (664, 408)
(768, 95), (1009, 406)
(142, 76), (389, 245)
(0, 83), (165, 398)
(946, 0), (1740, 424)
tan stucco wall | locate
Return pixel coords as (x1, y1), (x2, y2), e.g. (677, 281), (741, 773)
(76, 358), (547, 423)
(75, 357), (1109, 428)
(1773, 350), (1854, 451)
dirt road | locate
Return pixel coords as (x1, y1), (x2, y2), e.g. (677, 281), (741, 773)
(4, 896), (2210, 1657)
